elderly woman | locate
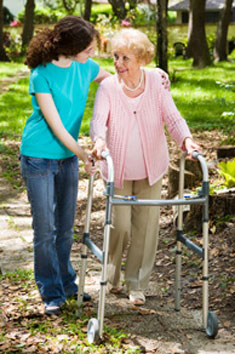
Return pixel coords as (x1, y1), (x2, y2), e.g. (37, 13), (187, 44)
(90, 29), (200, 305)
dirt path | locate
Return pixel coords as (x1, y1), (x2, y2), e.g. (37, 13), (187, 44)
(0, 134), (234, 353)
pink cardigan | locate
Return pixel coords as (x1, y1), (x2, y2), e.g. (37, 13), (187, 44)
(90, 69), (192, 188)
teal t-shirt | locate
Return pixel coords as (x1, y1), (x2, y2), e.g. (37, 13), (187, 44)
(20, 59), (99, 159)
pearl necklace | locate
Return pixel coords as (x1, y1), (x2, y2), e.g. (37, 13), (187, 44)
(121, 69), (144, 92)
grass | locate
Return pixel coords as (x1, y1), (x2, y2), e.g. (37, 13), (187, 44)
(0, 62), (26, 80)
(169, 59), (235, 131)
(0, 58), (234, 140)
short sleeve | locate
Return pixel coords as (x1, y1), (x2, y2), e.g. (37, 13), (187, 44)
(29, 68), (51, 95)
(87, 58), (99, 82)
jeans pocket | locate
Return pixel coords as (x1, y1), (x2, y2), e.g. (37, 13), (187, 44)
(21, 156), (49, 178)
(70, 156), (79, 172)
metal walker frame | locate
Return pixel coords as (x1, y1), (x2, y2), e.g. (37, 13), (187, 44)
(77, 151), (218, 343)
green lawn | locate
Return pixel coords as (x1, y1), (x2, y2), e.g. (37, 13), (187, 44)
(0, 59), (234, 140)
(0, 62), (25, 80)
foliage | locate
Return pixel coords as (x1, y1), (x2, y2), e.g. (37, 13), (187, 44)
(3, 30), (23, 62)
(17, 5), (65, 24)
(90, 3), (113, 23)
(218, 159), (235, 189)
(133, 4), (156, 25)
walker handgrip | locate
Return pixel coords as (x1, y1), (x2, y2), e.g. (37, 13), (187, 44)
(101, 151), (115, 183)
(101, 150), (110, 160)
(192, 151), (201, 160)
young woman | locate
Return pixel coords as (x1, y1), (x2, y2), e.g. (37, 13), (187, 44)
(91, 29), (201, 305)
(20, 16), (109, 315)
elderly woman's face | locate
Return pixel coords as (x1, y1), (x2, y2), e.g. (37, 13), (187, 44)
(113, 48), (141, 78)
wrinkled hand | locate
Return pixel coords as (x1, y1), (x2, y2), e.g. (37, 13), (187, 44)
(84, 154), (97, 175)
(183, 137), (202, 160)
(92, 138), (107, 160)
(156, 68), (170, 91)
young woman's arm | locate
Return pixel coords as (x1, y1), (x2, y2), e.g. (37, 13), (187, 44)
(94, 67), (111, 83)
(36, 93), (96, 173)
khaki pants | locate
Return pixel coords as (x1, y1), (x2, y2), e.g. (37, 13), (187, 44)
(108, 178), (162, 292)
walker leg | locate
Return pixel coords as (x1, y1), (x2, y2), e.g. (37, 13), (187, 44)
(175, 155), (185, 311)
(98, 224), (111, 338)
(202, 220), (209, 329)
(77, 176), (94, 311)
(202, 201), (218, 338)
(77, 244), (88, 308)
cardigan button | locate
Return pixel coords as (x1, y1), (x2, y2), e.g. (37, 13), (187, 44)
(133, 111), (136, 114)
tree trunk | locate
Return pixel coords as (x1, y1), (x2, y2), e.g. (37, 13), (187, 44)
(0, 0), (9, 61)
(156, 0), (168, 73)
(107, 0), (127, 19)
(21, 0), (35, 49)
(186, 0), (211, 68)
(214, 0), (234, 62)
(84, 0), (92, 21)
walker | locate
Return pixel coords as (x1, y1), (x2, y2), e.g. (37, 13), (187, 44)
(77, 151), (218, 343)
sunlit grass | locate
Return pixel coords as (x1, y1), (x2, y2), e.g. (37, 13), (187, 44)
(0, 62), (26, 80)
(0, 77), (30, 138)
(0, 58), (234, 138)
(169, 59), (235, 130)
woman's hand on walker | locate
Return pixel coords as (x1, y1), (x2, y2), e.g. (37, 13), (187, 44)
(183, 137), (202, 160)
(84, 154), (97, 175)
(92, 137), (107, 160)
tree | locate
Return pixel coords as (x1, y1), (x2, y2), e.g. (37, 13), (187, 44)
(156, 0), (168, 72)
(214, 0), (234, 62)
(107, 0), (127, 19)
(186, 0), (211, 68)
(22, 0), (35, 49)
(84, 0), (92, 21)
(0, 0), (9, 61)
(107, 0), (138, 20)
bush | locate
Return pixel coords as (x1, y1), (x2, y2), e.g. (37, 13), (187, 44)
(90, 4), (113, 23)
(17, 6), (65, 24)
(3, 30), (23, 62)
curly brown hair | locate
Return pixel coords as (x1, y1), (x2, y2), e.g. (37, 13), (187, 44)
(25, 16), (98, 68)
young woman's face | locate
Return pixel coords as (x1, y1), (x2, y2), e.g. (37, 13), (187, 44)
(73, 40), (95, 63)
(113, 48), (141, 78)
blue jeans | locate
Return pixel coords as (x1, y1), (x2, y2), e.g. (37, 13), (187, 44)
(20, 155), (79, 307)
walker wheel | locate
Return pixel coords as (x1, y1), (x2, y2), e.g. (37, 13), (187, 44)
(206, 311), (218, 339)
(87, 318), (99, 344)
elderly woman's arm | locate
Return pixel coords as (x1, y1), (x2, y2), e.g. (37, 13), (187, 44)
(159, 79), (201, 157)
(90, 83), (110, 159)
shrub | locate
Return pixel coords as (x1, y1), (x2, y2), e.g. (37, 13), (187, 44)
(218, 159), (235, 189)
(17, 6), (65, 24)
(3, 30), (22, 62)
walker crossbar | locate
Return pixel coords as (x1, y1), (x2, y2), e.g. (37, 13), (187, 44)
(110, 197), (206, 206)
(78, 151), (218, 343)
(83, 232), (104, 263)
(177, 230), (204, 259)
